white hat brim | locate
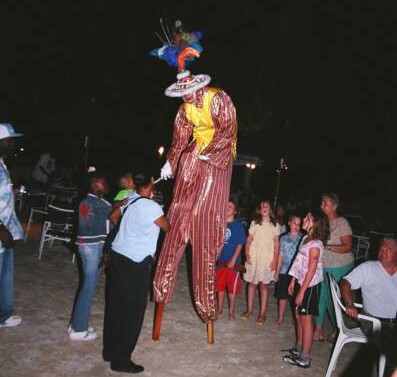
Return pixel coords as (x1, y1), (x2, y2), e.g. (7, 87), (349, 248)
(164, 74), (211, 97)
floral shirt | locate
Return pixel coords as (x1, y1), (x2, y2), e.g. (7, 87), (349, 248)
(279, 232), (303, 274)
(0, 158), (24, 252)
(289, 237), (324, 287)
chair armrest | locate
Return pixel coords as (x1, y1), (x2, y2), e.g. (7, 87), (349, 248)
(354, 303), (363, 309)
(357, 313), (382, 332)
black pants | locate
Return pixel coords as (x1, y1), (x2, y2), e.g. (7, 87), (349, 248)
(103, 251), (152, 368)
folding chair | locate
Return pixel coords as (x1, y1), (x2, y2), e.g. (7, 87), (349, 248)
(325, 274), (386, 377)
(38, 204), (75, 260)
(24, 191), (49, 243)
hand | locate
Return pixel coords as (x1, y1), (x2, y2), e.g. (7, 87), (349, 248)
(160, 161), (173, 180)
(273, 273), (279, 282)
(270, 259), (276, 271)
(288, 281), (295, 296)
(345, 303), (359, 319)
(198, 155), (210, 161)
(226, 260), (235, 269)
(295, 291), (304, 307)
(0, 224), (14, 248)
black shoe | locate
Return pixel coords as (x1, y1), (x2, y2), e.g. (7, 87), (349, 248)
(111, 361), (144, 374)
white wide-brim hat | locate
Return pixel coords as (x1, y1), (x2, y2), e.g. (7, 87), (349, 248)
(165, 70), (211, 97)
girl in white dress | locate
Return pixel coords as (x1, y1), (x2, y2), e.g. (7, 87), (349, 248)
(241, 200), (280, 325)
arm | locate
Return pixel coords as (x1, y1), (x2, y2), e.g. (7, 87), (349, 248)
(245, 234), (253, 264)
(201, 91), (237, 170)
(288, 277), (296, 296)
(295, 247), (320, 306)
(227, 244), (243, 269)
(154, 215), (170, 233)
(340, 279), (359, 319)
(166, 105), (193, 174)
(327, 235), (352, 254)
(109, 207), (121, 225)
(270, 235), (280, 271)
(0, 222), (14, 248)
(276, 251), (283, 276)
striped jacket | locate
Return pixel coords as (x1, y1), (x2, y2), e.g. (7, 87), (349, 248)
(76, 193), (112, 245)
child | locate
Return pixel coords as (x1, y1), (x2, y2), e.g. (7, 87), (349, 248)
(113, 172), (134, 207)
(282, 212), (329, 368)
(69, 173), (112, 341)
(241, 200), (280, 325)
(275, 215), (303, 325)
(216, 199), (246, 320)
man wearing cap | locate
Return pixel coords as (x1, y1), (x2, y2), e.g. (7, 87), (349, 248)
(0, 123), (24, 328)
(151, 24), (237, 339)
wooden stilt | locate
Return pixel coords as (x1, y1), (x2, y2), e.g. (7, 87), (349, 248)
(207, 321), (214, 344)
(152, 302), (165, 341)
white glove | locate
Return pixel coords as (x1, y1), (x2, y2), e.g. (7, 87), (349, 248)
(198, 155), (210, 161)
(160, 161), (173, 180)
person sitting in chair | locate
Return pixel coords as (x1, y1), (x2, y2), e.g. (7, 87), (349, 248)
(341, 237), (397, 376)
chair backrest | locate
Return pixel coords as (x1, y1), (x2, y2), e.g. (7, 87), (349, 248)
(352, 235), (370, 264)
(328, 273), (348, 332)
(48, 204), (75, 225)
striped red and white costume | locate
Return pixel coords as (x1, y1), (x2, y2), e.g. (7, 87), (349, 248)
(153, 86), (237, 323)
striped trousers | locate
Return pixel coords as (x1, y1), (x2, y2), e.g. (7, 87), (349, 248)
(153, 151), (232, 323)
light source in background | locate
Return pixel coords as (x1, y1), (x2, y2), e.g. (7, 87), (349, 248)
(20, 148), (24, 152)
(158, 146), (165, 158)
(274, 157), (288, 209)
(246, 163), (256, 170)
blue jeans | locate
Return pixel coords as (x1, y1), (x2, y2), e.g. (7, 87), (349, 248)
(71, 243), (103, 332)
(0, 248), (14, 324)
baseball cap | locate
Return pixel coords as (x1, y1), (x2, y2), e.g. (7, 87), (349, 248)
(0, 123), (23, 140)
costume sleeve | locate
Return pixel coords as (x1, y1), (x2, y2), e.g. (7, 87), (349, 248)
(203, 91), (237, 170)
(166, 105), (193, 174)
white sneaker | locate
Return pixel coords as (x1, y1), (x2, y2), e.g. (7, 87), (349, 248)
(69, 329), (97, 341)
(67, 325), (95, 335)
(0, 315), (22, 328)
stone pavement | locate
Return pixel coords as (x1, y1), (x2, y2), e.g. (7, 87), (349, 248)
(0, 239), (372, 377)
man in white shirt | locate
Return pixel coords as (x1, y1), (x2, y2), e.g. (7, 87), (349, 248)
(103, 173), (169, 374)
(341, 237), (397, 375)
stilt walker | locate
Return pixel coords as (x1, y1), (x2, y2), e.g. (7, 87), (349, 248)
(150, 21), (237, 343)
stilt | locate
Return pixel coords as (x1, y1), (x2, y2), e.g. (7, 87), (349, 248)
(207, 321), (214, 344)
(152, 302), (165, 341)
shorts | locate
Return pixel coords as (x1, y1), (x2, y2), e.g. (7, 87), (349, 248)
(293, 282), (321, 316)
(216, 268), (242, 295)
(274, 274), (292, 300)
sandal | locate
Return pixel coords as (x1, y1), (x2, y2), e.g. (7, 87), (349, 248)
(256, 316), (265, 325)
(240, 311), (252, 320)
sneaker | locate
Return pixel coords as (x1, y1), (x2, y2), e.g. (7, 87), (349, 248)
(69, 329), (97, 341)
(281, 347), (301, 357)
(0, 316), (22, 328)
(283, 354), (311, 368)
(67, 325), (95, 335)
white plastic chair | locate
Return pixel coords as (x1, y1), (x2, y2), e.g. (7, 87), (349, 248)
(325, 274), (386, 377)
(38, 204), (75, 260)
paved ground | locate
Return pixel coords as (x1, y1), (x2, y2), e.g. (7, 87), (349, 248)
(0, 232), (374, 377)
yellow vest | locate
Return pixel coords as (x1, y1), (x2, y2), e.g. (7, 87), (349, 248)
(184, 88), (236, 156)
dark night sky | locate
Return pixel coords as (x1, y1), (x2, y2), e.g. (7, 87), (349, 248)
(0, 0), (395, 227)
